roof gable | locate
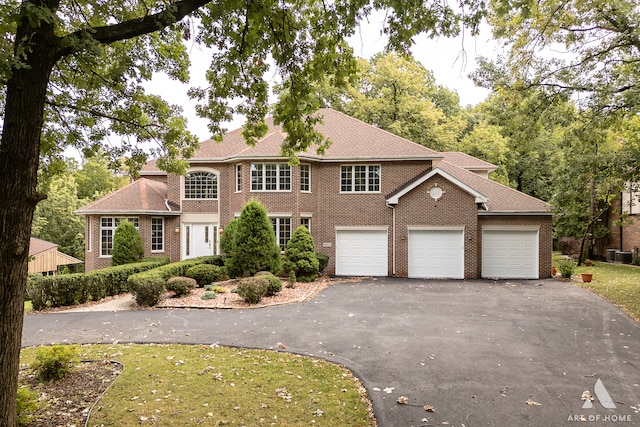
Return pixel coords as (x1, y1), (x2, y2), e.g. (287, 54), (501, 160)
(386, 168), (488, 205)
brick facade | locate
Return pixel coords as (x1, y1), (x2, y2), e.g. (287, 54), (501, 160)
(78, 108), (552, 278)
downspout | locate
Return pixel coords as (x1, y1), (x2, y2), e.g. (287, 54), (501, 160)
(386, 202), (396, 276)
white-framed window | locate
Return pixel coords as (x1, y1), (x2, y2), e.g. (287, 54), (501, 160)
(251, 163), (291, 191)
(87, 217), (93, 253)
(236, 164), (243, 192)
(300, 217), (311, 232)
(341, 165), (380, 192)
(184, 171), (218, 199)
(100, 217), (139, 257)
(151, 217), (164, 252)
(300, 164), (311, 192)
(271, 217), (291, 251)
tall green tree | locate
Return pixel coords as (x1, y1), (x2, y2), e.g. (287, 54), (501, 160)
(551, 113), (625, 262)
(74, 156), (129, 200)
(31, 173), (85, 260)
(319, 52), (465, 151)
(0, 0), (487, 423)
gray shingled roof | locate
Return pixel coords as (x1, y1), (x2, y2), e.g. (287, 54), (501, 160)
(441, 152), (497, 172)
(76, 178), (180, 214)
(140, 108), (441, 175)
(437, 161), (550, 213)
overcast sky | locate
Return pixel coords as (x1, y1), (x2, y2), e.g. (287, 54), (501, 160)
(149, 19), (500, 142)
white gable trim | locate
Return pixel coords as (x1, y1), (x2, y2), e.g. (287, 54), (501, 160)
(386, 168), (488, 205)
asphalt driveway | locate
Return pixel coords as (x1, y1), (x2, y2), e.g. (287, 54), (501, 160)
(22, 278), (640, 426)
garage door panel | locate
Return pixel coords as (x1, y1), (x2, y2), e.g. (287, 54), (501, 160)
(409, 230), (464, 279)
(482, 230), (538, 279)
(336, 230), (388, 276)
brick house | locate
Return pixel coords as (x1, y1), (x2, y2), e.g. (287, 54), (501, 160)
(76, 108), (553, 278)
(599, 187), (640, 261)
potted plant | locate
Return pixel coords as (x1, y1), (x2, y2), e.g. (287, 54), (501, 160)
(581, 273), (593, 283)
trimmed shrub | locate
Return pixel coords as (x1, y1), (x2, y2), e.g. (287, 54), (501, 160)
(220, 219), (238, 255)
(288, 270), (297, 288)
(32, 345), (78, 382)
(558, 258), (576, 279)
(130, 278), (166, 306)
(262, 273), (282, 296)
(201, 291), (217, 300)
(166, 276), (197, 297)
(236, 276), (269, 304)
(26, 257), (169, 310)
(226, 199), (281, 277)
(316, 253), (329, 272)
(186, 264), (228, 286)
(17, 388), (38, 426)
(128, 256), (219, 306)
(112, 220), (144, 266)
(284, 226), (319, 282)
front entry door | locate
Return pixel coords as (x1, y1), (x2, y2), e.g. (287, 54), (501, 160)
(185, 223), (218, 258)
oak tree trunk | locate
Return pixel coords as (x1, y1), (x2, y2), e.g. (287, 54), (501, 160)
(0, 6), (59, 424)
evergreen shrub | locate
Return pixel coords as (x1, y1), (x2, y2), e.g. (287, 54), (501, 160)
(111, 220), (144, 266)
(32, 344), (78, 382)
(165, 276), (197, 297)
(284, 226), (319, 282)
(186, 264), (228, 286)
(236, 276), (269, 304)
(225, 199), (281, 277)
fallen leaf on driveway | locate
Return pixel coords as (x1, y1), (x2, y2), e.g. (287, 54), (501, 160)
(396, 396), (409, 404)
(424, 404), (436, 412)
(526, 399), (541, 406)
(383, 387), (395, 394)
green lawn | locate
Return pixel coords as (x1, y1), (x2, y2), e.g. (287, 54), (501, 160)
(20, 343), (375, 426)
(553, 254), (640, 321)
(24, 301), (32, 313)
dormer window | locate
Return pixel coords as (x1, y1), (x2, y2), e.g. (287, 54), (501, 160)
(185, 171), (218, 199)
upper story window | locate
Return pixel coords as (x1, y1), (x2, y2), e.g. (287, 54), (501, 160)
(251, 163), (291, 191)
(236, 164), (243, 192)
(300, 164), (311, 192)
(100, 217), (139, 257)
(341, 165), (380, 192)
(184, 171), (218, 199)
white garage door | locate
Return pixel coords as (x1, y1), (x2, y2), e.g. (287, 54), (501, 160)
(408, 229), (464, 278)
(335, 229), (388, 276)
(482, 230), (538, 279)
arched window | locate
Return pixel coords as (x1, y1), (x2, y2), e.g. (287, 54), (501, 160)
(184, 171), (218, 199)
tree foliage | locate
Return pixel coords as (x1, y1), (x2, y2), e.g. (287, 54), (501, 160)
(487, 0), (640, 115)
(317, 52), (465, 151)
(0, 0), (489, 423)
(31, 174), (86, 261)
(225, 199), (281, 278)
(111, 221), (144, 266)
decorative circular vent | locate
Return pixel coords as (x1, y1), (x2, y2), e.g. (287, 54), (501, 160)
(428, 184), (444, 201)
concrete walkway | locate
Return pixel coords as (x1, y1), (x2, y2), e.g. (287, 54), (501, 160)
(23, 278), (640, 426)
